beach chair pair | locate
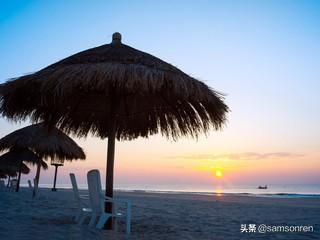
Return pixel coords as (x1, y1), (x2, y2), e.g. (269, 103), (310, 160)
(70, 170), (131, 235)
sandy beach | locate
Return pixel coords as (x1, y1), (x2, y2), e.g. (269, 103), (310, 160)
(0, 187), (319, 240)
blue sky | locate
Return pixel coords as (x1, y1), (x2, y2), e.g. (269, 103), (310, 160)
(0, 1), (319, 187)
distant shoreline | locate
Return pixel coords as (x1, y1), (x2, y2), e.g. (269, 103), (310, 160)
(18, 185), (320, 198)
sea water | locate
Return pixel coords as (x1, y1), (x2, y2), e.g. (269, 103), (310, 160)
(20, 183), (320, 198)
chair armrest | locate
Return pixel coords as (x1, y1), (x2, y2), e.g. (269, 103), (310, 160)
(79, 195), (90, 207)
(103, 197), (132, 219)
(79, 194), (89, 199)
(104, 196), (131, 205)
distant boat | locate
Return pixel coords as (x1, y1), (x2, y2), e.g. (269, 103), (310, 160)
(258, 185), (268, 189)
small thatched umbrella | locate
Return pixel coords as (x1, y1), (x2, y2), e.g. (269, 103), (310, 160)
(0, 147), (47, 192)
(0, 169), (21, 187)
(0, 32), (228, 227)
(0, 158), (30, 174)
(0, 156), (30, 176)
(0, 123), (85, 196)
(0, 170), (15, 187)
(0, 171), (7, 179)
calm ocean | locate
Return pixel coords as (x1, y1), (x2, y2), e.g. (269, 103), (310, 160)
(21, 183), (320, 197)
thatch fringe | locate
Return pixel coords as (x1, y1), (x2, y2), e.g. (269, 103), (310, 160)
(0, 156), (30, 174)
(0, 123), (85, 160)
(0, 38), (228, 140)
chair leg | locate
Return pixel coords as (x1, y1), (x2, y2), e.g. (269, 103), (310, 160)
(125, 203), (132, 235)
(113, 204), (118, 232)
(96, 213), (111, 229)
(89, 213), (97, 227)
(74, 211), (82, 222)
(78, 214), (87, 225)
(114, 217), (118, 232)
(126, 220), (131, 235)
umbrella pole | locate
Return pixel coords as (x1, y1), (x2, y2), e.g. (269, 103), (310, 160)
(104, 117), (116, 230)
(33, 160), (41, 198)
(52, 165), (58, 191)
(16, 160), (23, 192)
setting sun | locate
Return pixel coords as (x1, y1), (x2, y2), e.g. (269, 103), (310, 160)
(215, 170), (223, 178)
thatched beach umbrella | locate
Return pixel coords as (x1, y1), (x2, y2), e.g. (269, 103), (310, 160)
(0, 123), (85, 196)
(50, 158), (64, 191)
(0, 170), (15, 181)
(0, 170), (15, 187)
(0, 32), (228, 227)
(0, 156), (30, 175)
(0, 171), (7, 179)
(0, 169), (21, 187)
(0, 147), (47, 192)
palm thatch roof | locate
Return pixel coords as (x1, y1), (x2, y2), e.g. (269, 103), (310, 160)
(0, 156), (30, 174)
(0, 123), (85, 160)
(0, 170), (16, 178)
(0, 172), (8, 178)
(0, 147), (48, 170)
(0, 33), (228, 140)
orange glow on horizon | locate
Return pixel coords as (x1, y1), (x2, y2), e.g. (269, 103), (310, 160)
(215, 188), (223, 197)
(45, 136), (320, 187)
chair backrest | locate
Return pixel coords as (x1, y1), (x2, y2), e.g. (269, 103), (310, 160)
(28, 180), (33, 189)
(70, 173), (81, 206)
(87, 170), (104, 214)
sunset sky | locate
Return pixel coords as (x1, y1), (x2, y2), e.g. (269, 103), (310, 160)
(0, 0), (319, 190)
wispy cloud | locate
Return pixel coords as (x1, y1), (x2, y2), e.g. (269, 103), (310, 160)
(168, 152), (305, 161)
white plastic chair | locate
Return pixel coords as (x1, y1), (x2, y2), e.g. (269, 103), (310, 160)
(87, 170), (131, 235)
(69, 173), (90, 222)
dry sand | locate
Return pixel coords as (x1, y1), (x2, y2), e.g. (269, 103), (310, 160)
(0, 187), (319, 240)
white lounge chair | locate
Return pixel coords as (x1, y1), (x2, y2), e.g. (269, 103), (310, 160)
(69, 173), (90, 222)
(85, 170), (131, 235)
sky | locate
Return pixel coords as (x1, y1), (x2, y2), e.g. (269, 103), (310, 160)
(0, 0), (319, 191)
